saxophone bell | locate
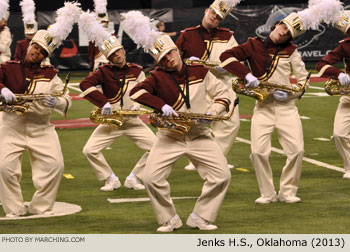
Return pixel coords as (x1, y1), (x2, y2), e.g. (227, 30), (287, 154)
(325, 79), (350, 96)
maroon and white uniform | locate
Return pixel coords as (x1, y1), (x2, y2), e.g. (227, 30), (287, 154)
(88, 41), (108, 72)
(0, 60), (71, 216)
(176, 25), (240, 156)
(130, 64), (231, 225)
(80, 63), (156, 182)
(316, 38), (350, 175)
(220, 36), (309, 199)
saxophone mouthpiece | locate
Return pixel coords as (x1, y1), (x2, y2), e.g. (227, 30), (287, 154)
(66, 72), (71, 82)
(234, 97), (239, 106)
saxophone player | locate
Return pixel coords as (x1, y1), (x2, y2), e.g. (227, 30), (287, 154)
(0, 2), (80, 217)
(316, 11), (350, 180)
(123, 11), (231, 232)
(79, 11), (156, 192)
(220, 11), (314, 204)
(175, 0), (242, 170)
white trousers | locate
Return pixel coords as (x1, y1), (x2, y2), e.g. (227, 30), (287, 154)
(143, 130), (231, 225)
(0, 125), (64, 215)
(333, 101), (350, 173)
(83, 117), (156, 181)
(250, 101), (304, 198)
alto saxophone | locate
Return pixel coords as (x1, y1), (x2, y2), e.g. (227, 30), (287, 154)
(232, 73), (310, 102)
(0, 72), (70, 115)
(149, 100), (237, 135)
(90, 107), (153, 128)
(324, 79), (350, 96)
(184, 58), (220, 67)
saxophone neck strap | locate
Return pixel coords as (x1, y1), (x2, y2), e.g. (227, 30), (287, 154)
(168, 65), (190, 109)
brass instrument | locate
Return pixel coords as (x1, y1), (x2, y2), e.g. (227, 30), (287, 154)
(149, 104), (236, 135)
(232, 73), (310, 102)
(0, 72), (70, 115)
(184, 58), (220, 67)
(324, 79), (350, 96)
(90, 107), (153, 128)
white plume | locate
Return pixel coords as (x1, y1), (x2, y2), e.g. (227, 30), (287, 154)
(79, 11), (111, 48)
(20, 0), (36, 23)
(121, 10), (162, 51)
(94, 0), (107, 13)
(223, 0), (242, 8)
(0, 0), (9, 20)
(298, 0), (343, 30)
(47, 2), (81, 44)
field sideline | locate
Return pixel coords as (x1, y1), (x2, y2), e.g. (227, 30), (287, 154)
(0, 71), (349, 234)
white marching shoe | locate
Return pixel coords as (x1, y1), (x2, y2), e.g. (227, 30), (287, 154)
(184, 162), (196, 171)
(5, 206), (27, 218)
(100, 177), (121, 191)
(227, 164), (235, 169)
(124, 176), (145, 190)
(186, 214), (217, 230)
(157, 214), (183, 232)
(343, 172), (350, 179)
(255, 193), (278, 204)
(278, 194), (301, 203)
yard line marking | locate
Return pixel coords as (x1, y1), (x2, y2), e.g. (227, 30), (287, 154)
(236, 137), (345, 173)
(107, 196), (197, 204)
(314, 137), (331, 141)
(308, 86), (324, 90)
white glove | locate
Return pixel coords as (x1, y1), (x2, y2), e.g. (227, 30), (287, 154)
(129, 105), (140, 111)
(43, 96), (57, 108)
(199, 112), (212, 125)
(1, 87), (17, 103)
(273, 90), (288, 101)
(214, 66), (227, 74)
(338, 72), (350, 86)
(102, 102), (112, 115)
(245, 73), (259, 88)
(161, 104), (178, 117)
(188, 56), (200, 61)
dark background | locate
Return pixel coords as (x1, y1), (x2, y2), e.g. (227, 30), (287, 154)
(8, 0), (309, 11)
(4, 0), (349, 70)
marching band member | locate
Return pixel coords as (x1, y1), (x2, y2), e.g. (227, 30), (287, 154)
(0, 2), (80, 217)
(219, 0), (342, 203)
(176, 0), (242, 170)
(0, 0), (11, 65)
(316, 10), (350, 180)
(88, 0), (110, 72)
(79, 11), (156, 191)
(123, 11), (231, 232)
(14, 0), (38, 61)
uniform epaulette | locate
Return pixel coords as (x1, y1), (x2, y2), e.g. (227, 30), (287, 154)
(7, 60), (21, 64)
(340, 38), (350, 43)
(40, 64), (55, 68)
(128, 63), (143, 69)
(182, 25), (200, 32)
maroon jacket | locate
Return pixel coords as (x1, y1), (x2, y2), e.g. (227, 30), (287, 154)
(130, 64), (230, 112)
(176, 25), (233, 60)
(0, 60), (58, 94)
(220, 36), (297, 80)
(80, 63), (143, 108)
(14, 38), (31, 61)
(316, 38), (350, 78)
